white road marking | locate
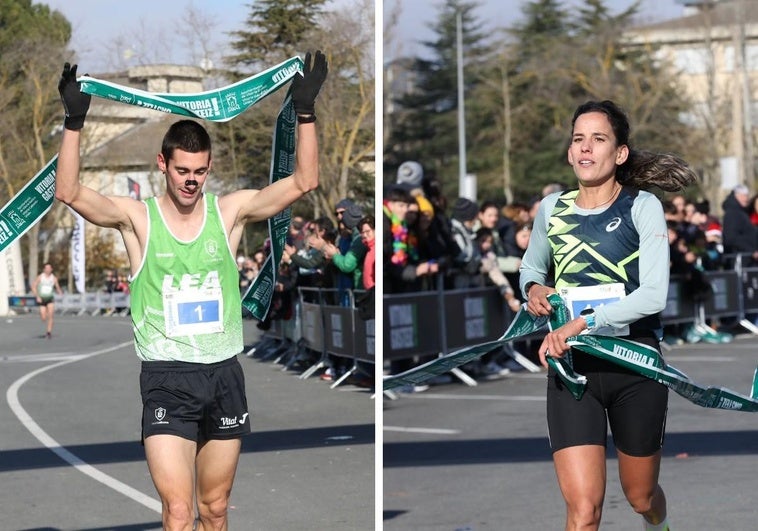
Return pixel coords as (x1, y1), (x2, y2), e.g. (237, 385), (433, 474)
(666, 356), (736, 362)
(6, 340), (162, 514)
(1, 352), (82, 363)
(412, 393), (545, 401)
(384, 426), (461, 435)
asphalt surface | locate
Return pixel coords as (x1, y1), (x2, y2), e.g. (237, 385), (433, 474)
(0, 313), (374, 531)
(383, 335), (758, 530)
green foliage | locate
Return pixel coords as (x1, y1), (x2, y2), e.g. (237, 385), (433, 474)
(386, 0), (490, 192)
(226, 0), (327, 72)
(220, 0), (375, 234)
(0, 0), (69, 52)
(0, 0), (74, 283)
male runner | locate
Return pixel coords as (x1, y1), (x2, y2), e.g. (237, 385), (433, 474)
(56, 52), (327, 530)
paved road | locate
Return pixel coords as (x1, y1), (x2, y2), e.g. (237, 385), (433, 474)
(384, 336), (758, 530)
(0, 313), (374, 531)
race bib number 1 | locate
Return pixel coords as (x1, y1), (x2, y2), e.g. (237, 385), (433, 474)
(164, 289), (224, 337)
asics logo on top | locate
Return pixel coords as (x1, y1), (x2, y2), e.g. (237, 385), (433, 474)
(606, 217), (622, 232)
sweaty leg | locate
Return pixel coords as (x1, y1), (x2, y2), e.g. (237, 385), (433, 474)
(553, 444), (607, 531)
(195, 438), (242, 531)
(617, 449), (666, 524)
(144, 434), (198, 531)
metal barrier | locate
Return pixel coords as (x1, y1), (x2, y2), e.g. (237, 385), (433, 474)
(384, 277), (541, 388)
(250, 287), (375, 390)
(5, 292), (131, 316)
(384, 266), (758, 382)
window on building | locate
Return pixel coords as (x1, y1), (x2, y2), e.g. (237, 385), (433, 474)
(673, 48), (710, 75)
(724, 44), (758, 72)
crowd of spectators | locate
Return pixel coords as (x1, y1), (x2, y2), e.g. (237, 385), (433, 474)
(238, 204), (376, 388)
(383, 161), (546, 391)
(384, 160), (758, 392)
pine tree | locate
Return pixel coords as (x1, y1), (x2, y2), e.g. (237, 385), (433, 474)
(226, 0), (326, 72)
(386, 0), (492, 196)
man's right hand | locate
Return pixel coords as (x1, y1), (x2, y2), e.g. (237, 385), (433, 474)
(58, 63), (91, 131)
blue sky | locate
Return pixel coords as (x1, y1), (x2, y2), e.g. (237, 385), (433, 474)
(41, 0), (354, 71)
(42, 0), (691, 70)
(387, 0), (691, 60)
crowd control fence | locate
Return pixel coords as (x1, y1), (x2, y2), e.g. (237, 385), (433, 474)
(8, 253), (758, 388)
(7, 291), (131, 316)
(245, 287), (375, 390)
(384, 255), (758, 387)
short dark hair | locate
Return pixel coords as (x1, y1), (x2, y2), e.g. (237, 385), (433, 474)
(312, 216), (335, 233)
(385, 185), (413, 204)
(475, 228), (493, 244)
(479, 200), (499, 214)
(358, 215), (375, 230)
(161, 120), (212, 162)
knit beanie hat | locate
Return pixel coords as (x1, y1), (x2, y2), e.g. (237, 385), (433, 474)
(335, 198), (355, 211)
(342, 204), (365, 230)
(452, 197), (478, 221)
(397, 161), (424, 188)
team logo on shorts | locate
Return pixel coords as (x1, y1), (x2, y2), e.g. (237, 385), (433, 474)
(154, 407), (166, 422)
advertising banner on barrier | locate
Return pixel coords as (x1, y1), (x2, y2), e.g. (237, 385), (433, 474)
(740, 268), (758, 313)
(702, 270), (741, 318)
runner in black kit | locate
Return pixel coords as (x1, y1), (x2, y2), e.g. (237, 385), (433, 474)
(520, 100), (696, 531)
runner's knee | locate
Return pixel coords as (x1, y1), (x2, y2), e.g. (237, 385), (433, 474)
(197, 495), (229, 529)
(565, 498), (602, 528)
(623, 485), (656, 515)
(163, 499), (195, 529)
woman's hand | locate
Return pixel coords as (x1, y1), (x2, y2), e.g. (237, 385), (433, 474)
(526, 283), (556, 317)
(537, 318), (587, 368)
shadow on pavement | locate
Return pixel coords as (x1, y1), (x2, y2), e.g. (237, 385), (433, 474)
(384, 430), (758, 467)
(1, 423), (374, 473)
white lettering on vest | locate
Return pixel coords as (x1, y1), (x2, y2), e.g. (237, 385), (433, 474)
(162, 271), (221, 293)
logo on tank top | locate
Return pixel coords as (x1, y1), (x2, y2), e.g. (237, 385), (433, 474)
(205, 239), (219, 257)
(605, 217), (622, 232)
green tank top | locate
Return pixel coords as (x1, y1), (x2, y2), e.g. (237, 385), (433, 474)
(130, 193), (243, 363)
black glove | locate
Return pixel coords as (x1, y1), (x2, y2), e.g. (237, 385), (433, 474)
(58, 63), (91, 131)
(291, 50), (328, 122)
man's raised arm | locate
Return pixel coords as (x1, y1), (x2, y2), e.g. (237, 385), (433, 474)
(55, 63), (133, 229)
(231, 50), (328, 223)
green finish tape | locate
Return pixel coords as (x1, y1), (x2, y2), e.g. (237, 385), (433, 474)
(384, 294), (758, 412)
(0, 156), (58, 253)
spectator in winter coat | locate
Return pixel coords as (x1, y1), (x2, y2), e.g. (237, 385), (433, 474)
(722, 184), (758, 264)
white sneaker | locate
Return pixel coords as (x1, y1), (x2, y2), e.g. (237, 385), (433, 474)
(481, 361), (510, 380)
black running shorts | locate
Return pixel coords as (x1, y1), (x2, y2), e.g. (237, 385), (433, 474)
(140, 356), (251, 442)
(546, 334), (668, 457)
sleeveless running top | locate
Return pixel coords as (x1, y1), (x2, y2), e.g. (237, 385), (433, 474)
(37, 274), (56, 300)
(130, 194), (243, 363)
(547, 187), (660, 333)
